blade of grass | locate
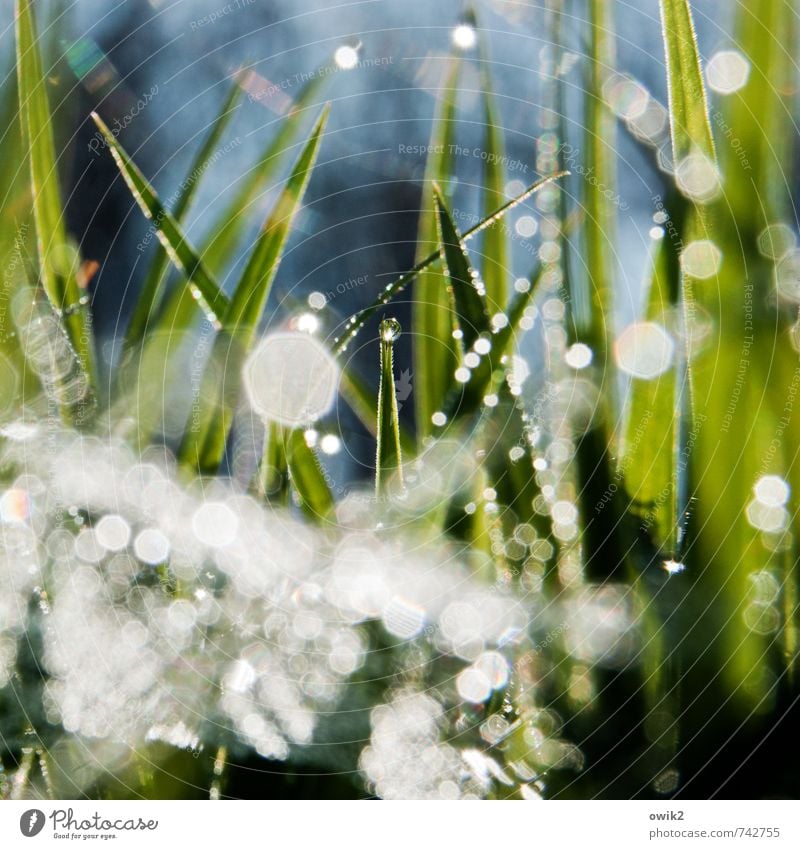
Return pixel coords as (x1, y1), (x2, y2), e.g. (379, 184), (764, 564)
(582, 0), (617, 386)
(436, 267), (542, 430)
(285, 427), (334, 519)
(178, 106), (329, 474)
(375, 318), (403, 498)
(433, 184), (490, 353)
(476, 28), (509, 311)
(15, 0), (97, 387)
(333, 172), (566, 357)
(92, 112), (230, 325)
(338, 367), (415, 456)
(413, 58), (461, 444)
(125, 81), (243, 349)
(201, 76), (326, 276)
(619, 240), (681, 555)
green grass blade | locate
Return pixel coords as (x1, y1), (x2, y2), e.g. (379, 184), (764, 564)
(413, 58), (460, 443)
(92, 112), (229, 324)
(15, 0), (97, 386)
(659, 0), (716, 161)
(125, 82), (243, 349)
(285, 428), (334, 519)
(620, 240), (680, 553)
(433, 185), (490, 353)
(178, 106), (329, 473)
(333, 173), (566, 357)
(201, 76), (325, 276)
(582, 0), (617, 379)
(257, 422), (289, 504)
(436, 268), (541, 430)
(476, 39), (509, 311)
(338, 368), (415, 457)
(375, 318), (403, 497)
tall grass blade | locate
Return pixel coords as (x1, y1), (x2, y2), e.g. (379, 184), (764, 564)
(201, 76), (325, 276)
(92, 112), (229, 324)
(413, 58), (460, 444)
(15, 0), (97, 386)
(476, 34), (509, 311)
(285, 428), (334, 519)
(178, 106), (329, 473)
(333, 173), (566, 357)
(582, 0), (617, 381)
(433, 185), (489, 353)
(375, 318), (403, 497)
(125, 82), (243, 349)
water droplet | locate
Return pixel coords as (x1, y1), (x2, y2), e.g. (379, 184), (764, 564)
(380, 317), (401, 343)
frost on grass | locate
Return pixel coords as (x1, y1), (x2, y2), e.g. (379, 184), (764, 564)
(0, 424), (638, 798)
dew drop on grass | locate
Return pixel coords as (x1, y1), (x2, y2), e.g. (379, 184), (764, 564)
(381, 317), (401, 343)
(244, 331), (339, 427)
(615, 322), (674, 379)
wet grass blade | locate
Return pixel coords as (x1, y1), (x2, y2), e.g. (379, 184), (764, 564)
(285, 428), (334, 519)
(620, 240), (680, 554)
(582, 0), (617, 380)
(338, 367), (415, 457)
(413, 58), (460, 444)
(333, 172), (566, 358)
(201, 76), (325, 276)
(375, 319), (403, 497)
(433, 185), (490, 353)
(436, 268), (541, 429)
(178, 106), (329, 474)
(15, 0), (97, 386)
(125, 82), (243, 349)
(659, 0), (716, 161)
(476, 35), (509, 311)
(92, 112), (230, 324)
